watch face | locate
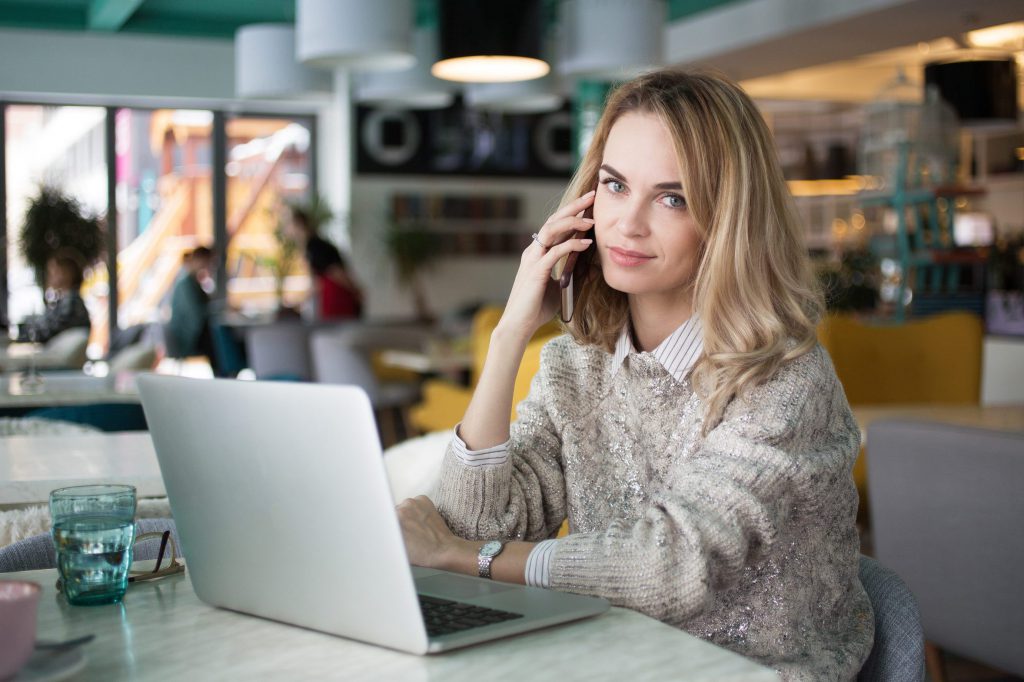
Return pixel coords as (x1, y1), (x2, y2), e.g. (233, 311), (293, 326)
(481, 541), (503, 558)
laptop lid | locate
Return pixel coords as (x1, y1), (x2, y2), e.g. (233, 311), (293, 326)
(137, 375), (430, 654)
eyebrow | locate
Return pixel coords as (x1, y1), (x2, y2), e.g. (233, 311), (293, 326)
(599, 164), (682, 191)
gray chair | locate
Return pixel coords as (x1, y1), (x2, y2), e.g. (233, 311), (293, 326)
(245, 323), (314, 381)
(857, 555), (925, 682)
(310, 327), (420, 445)
(0, 519), (181, 573)
(867, 420), (1024, 679)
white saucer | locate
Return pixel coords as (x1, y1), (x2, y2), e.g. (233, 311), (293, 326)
(13, 648), (87, 682)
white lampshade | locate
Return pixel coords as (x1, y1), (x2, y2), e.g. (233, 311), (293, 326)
(296, 0), (415, 71)
(464, 79), (563, 114)
(235, 24), (331, 99)
(559, 0), (664, 79)
(356, 27), (456, 109)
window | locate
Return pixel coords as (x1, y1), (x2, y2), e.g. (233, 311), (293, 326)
(4, 104), (108, 352)
(224, 115), (315, 315)
(114, 108), (213, 333)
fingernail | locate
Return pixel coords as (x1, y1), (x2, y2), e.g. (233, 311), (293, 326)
(585, 190), (596, 197)
(582, 217), (595, 223)
(580, 239), (593, 245)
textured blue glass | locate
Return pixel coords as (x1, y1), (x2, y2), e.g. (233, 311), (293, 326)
(49, 485), (137, 606)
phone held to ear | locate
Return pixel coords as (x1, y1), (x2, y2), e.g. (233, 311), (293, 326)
(553, 205), (596, 323)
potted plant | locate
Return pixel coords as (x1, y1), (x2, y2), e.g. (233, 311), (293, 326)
(986, 234), (1024, 336)
(816, 248), (881, 314)
(18, 185), (104, 292)
(383, 221), (441, 322)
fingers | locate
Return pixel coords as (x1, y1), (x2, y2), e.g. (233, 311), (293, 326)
(538, 235), (593, 272)
(534, 191), (596, 248)
(532, 217), (594, 254)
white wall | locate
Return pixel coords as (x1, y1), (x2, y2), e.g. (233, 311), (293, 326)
(349, 175), (566, 319)
(0, 28), (241, 103)
(982, 336), (1024, 405)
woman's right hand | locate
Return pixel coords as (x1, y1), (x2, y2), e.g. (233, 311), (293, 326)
(497, 191), (596, 342)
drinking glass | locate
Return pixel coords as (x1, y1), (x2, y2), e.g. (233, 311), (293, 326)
(49, 484), (137, 605)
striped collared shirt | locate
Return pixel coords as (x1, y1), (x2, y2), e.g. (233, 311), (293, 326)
(610, 315), (704, 383)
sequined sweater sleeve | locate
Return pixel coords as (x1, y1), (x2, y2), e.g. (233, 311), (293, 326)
(434, 349), (569, 544)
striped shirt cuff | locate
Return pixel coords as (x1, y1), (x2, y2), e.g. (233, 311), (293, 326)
(524, 539), (558, 588)
(451, 423), (510, 467)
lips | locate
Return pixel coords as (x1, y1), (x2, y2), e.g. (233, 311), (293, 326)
(608, 246), (654, 267)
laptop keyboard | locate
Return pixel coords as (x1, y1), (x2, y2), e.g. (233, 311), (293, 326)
(418, 594), (524, 637)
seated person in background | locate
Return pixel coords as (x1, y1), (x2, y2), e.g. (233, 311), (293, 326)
(19, 253), (91, 343)
(286, 207), (364, 320)
(167, 247), (215, 361)
(396, 69), (872, 681)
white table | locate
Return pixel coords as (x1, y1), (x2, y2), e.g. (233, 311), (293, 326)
(0, 372), (141, 411)
(0, 432), (161, 507)
(1, 567), (778, 681)
(379, 349), (474, 375)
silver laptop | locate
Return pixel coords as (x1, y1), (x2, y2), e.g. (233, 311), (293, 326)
(137, 375), (608, 654)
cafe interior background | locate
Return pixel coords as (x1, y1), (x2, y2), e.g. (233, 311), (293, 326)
(0, 0), (1022, 679)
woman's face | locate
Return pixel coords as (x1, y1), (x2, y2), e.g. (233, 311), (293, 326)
(593, 112), (702, 305)
(46, 259), (71, 290)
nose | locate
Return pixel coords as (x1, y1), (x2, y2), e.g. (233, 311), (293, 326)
(612, 199), (650, 240)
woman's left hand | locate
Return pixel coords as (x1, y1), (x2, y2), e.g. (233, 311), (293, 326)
(396, 496), (470, 570)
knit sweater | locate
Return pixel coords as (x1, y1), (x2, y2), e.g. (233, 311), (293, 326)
(435, 334), (874, 681)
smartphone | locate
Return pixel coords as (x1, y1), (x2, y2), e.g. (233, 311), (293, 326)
(554, 204), (596, 323)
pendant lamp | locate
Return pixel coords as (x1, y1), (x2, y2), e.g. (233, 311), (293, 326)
(924, 58), (1019, 128)
(357, 27), (456, 109)
(559, 0), (664, 79)
(465, 80), (564, 114)
(296, 0), (414, 71)
(432, 0), (549, 83)
(235, 24), (331, 99)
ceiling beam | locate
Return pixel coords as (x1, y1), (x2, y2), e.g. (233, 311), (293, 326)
(88, 0), (147, 31)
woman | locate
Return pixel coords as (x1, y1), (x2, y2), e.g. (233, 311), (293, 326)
(288, 208), (363, 320)
(19, 253), (90, 343)
(167, 246), (214, 360)
(397, 69), (873, 681)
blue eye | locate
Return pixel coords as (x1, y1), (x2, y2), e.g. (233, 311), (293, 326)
(662, 194), (687, 209)
(602, 178), (625, 194)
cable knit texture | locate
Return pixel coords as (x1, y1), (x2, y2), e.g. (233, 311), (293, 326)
(435, 334), (873, 681)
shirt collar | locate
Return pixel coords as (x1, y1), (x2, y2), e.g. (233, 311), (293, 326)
(610, 316), (704, 383)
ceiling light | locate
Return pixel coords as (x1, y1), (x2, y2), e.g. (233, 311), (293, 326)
(465, 80), (564, 114)
(432, 0), (549, 83)
(966, 22), (1024, 50)
(356, 27), (456, 109)
(235, 24), (331, 99)
(559, 0), (664, 79)
(296, 0), (415, 71)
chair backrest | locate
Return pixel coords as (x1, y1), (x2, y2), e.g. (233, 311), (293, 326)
(818, 312), (982, 405)
(245, 323), (313, 381)
(309, 328), (381, 402)
(108, 342), (157, 374)
(0, 519), (181, 573)
(39, 327), (90, 369)
(857, 555), (925, 682)
(867, 419), (1024, 676)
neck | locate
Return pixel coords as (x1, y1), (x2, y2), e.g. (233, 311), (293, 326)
(627, 290), (694, 352)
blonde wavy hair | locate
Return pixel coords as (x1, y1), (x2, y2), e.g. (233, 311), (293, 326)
(562, 69), (823, 433)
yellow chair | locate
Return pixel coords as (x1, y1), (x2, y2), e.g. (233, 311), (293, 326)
(818, 311), (983, 406)
(409, 306), (562, 433)
(817, 311), (983, 513)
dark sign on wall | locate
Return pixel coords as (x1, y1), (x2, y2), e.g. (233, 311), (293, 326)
(356, 97), (574, 178)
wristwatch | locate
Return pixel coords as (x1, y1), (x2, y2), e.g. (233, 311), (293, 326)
(477, 540), (505, 580)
